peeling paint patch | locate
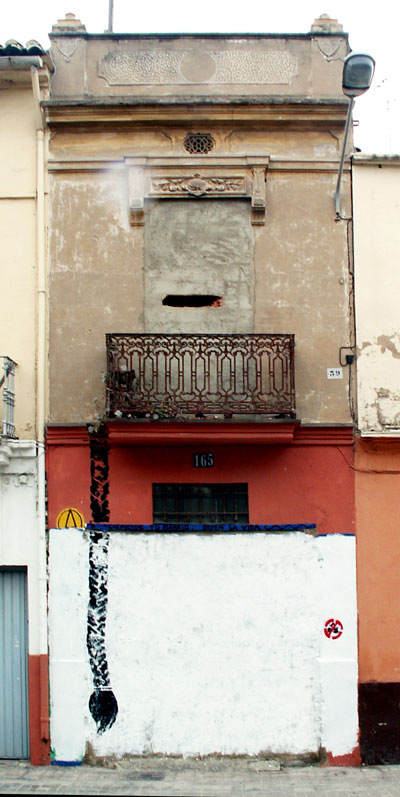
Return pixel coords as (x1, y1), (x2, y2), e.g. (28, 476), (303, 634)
(377, 335), (400, 359)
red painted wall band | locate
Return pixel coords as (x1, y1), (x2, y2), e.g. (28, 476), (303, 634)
(28, 654), (50, 766)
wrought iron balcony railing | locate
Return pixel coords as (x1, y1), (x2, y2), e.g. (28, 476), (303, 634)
(0, 356), (17, 437)
(106, 334), (295, 419)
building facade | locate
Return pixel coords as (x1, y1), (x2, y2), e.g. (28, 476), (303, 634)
(353, 154), (400, 764)
(42, 12), (361, 764)
(0, 42), (51, 764)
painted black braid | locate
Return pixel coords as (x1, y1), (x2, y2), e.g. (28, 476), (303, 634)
(89, 425), (110, 523)
(87, 426), (118, 735)
(87, 532), (111, 689)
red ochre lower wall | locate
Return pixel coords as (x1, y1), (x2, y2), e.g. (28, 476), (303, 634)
(28, 654), (50, 765)
(326, 747), (361, 767)
(355, 438), (400, 682)
(46, 426), (354, 535)
(355, 437), (400, 764)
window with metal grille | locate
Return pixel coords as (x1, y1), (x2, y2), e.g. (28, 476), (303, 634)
(153, 483), (249, 524)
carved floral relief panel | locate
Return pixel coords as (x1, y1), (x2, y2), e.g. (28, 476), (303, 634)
(98, 49), (299, 86)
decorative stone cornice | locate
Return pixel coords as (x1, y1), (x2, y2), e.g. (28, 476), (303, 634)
(0, 443), (12, 467)
(125, 155), (269, 226)
(0, 439), (38, 470)
(44, 422), (357, 448)
(43, 99), (349, 128)
(45, 425), (89, 446)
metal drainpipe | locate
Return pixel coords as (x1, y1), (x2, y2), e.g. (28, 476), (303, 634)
(31, 65), (50, 750)
(334, 97), (355, 219)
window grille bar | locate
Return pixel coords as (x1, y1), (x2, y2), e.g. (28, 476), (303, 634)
(153, 483), (249, 524)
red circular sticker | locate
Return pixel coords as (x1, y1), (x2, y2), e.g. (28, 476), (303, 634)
(324, 618), (343, 639)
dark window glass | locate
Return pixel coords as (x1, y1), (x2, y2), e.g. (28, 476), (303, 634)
(153, 483), (248, 524)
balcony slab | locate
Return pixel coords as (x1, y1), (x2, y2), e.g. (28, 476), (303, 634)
(105, 419), (301, 446)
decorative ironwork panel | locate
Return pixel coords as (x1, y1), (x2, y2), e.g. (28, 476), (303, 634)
(106, 334), (295, 419)
(184, 133), (215, 154)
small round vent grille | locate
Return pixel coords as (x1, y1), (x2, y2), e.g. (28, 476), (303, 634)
(184, 132), (215, 154)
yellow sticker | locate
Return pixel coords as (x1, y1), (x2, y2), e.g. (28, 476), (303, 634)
(56, 507), (85, 529)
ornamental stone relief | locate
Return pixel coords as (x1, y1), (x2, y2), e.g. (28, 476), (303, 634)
(125, 158), (269, 227)
(314, 37), (341, 59)
(98, 49), (298, 85)
(55, 37), (79, 62)
(149, 174), (247, 197)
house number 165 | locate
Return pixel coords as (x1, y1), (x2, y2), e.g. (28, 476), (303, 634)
(193, 453), (214, 468)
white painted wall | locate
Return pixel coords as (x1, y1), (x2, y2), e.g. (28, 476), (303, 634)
(353, 156), (400, 435)
(49, 529), (358, 762)
(0, 442), (46, 655)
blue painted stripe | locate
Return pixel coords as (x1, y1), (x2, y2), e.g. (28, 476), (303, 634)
(51, 760), (82, 767)
(86, 522), (316, 532)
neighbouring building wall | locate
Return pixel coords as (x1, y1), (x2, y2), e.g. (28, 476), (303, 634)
(0, 443), (48, 763)
(353, 156), (400, 436)
(49, 527), (358, 764)
(355, 439), (400, 764)
(0, 87), (38, 439)
(0, 56), (51, 765)
(352, 156), (400, 764)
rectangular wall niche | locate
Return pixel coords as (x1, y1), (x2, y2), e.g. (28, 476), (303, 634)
(144, 199), (255, 334)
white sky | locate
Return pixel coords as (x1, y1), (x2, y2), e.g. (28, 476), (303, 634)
(2, 0), (399, 152)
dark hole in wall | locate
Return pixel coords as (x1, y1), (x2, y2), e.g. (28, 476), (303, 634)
(162, 295), (223, 308)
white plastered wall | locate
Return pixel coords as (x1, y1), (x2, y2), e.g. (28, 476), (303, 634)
(0, 443), (46, 655)
(48, 529), (358, 762)
(353, 157), (400, 435)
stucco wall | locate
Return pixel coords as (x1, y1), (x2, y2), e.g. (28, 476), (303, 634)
(0, 89), (38, 437)
(353, 158), (400, 435)
(48, 528), (358, 762)
(48, 157), (352, 425)
(47, 23), (352, 427)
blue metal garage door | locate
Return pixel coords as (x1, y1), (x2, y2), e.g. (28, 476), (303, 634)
(0, 569), (29, 758)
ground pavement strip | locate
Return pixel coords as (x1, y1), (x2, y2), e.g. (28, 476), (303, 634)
(1, 759), (400, 795)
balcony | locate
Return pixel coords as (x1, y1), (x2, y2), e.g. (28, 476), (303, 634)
(106, 334), (295, 421)
(0, 356), (17, 438)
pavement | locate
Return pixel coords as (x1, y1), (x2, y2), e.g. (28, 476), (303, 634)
(1, 757), (400, 796)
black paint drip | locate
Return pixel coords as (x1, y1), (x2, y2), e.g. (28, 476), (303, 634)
(87, 426), (118, 735)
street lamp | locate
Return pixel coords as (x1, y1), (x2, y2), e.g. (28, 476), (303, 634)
(334, 52), (375, 218)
